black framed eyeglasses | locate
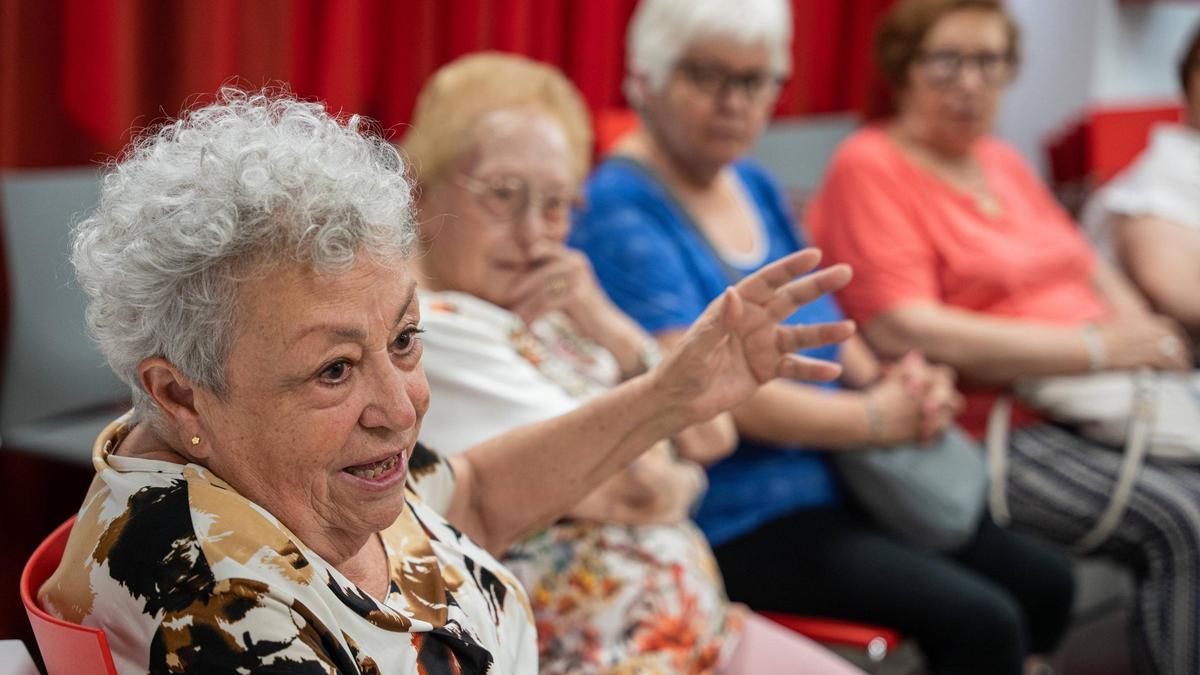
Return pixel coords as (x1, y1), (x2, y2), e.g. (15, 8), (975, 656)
(456, 173), (580, 226)
(915, 49), (1016, 86)
(675, 59), (787, 102)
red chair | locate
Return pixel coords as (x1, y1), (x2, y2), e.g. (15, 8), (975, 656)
(19, 516), (118, 675)
(762, 611), (902, 668)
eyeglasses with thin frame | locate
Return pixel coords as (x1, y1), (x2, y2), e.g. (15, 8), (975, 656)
(456, 173), (580, 226)
(674, 59), (787, 103)
(915, 49), (1016, 87)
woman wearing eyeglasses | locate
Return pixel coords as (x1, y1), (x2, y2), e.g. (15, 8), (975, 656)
(402, 52), (865, 675)
(808, 1), (1200, 673)
(570, 1), (1074, 674)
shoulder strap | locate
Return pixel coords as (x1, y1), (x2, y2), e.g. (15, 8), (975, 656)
(606, 156), (746, 285)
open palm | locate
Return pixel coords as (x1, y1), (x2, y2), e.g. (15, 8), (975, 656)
(654, 249), (855, 424)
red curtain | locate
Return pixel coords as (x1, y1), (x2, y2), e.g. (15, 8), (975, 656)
(1, 0), (892, 169)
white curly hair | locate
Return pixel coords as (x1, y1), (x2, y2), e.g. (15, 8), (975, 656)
(72, 87), (415, 429)
(625, 0), (793, 97)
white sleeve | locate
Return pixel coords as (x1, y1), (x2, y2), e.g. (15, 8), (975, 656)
(418, 307), (579, 455)
(1083, 128), (1200, 259)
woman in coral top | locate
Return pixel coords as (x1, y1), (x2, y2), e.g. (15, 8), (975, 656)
(808, 1), (1200, 672)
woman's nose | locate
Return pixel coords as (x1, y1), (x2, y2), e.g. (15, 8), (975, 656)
(513, 207), (550, 251)
(361, 359), (419, 431)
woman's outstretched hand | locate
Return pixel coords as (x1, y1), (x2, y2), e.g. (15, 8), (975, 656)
(650, 248), (855, 424)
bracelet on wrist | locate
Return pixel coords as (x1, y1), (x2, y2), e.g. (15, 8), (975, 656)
(862, 394), (885, 445)
(1080, 323), (1107, 372)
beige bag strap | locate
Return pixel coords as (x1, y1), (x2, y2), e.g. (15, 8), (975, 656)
(985, 396), (1014, 526)
(987, 371), (1156, 553)
(1073, 370), (1155, 552)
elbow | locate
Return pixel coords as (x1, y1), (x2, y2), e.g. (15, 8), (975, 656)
(862, 315), (925, 360)
(864, 311), (968, 369)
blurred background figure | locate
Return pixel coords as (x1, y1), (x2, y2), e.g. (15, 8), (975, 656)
(403, 51), (864, 675)
(807, 1), (1200, 673)
(570, 1), (1074, 673)
(1081, 23), (1200, 350)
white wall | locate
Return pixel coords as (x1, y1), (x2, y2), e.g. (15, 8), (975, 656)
(995, 0), (1200, 177)
(1093, 1), (1200, 103)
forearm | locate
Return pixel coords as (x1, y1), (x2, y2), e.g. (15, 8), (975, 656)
(1145, 289), (1200, 339)
(865, 304), (1091, 385)
(1116, 222), (1200, 336)
(580, 303), (655, 380)
(446, 372), (689, 554)
(732, 380), (872, 449)
(1134, 273), (1200, 338)
(671, 412), (737, 465)
(837, 335), (883, 389)
(1092, 260), (1149, 317)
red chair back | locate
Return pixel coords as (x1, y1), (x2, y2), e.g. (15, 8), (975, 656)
(19, 516), (117, 675)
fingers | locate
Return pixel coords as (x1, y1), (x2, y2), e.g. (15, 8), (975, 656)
(764, 264), (854, 322)
(734, 248), (825, 305)
(775, 320), (856, 354)
(508, 257), (571, 302)
(777, 353), (843, 382)
(508, 255), (587, 323)
(1149, 319), (1193, 371)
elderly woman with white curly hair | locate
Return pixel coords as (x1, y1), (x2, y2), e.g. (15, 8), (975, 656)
(35, 87), (853, 673)
(571, 1), (1075, 673)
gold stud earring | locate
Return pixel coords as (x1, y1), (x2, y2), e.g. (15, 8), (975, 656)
(191, 435), (201, 446)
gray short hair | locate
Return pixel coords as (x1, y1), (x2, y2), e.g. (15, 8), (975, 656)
(72, 88), (415, 428)
(626, 0), (793, 93)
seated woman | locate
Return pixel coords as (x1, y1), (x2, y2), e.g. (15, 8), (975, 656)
(402, 52), (863, 675)
(807, 1), (1200, 672)
(1081, 23), (1200, 347)
(37, 87), (854, 672)
(570, 1), (1075, 673)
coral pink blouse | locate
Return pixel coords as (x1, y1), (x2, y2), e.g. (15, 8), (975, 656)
(808, 127), (1110, 434)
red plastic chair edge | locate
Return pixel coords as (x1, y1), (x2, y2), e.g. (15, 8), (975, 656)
(19, 515), (119, 674)
(759, 611), (901, 651)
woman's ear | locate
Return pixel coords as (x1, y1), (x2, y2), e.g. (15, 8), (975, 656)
(138, 357), (210, 458)
(623, 73), (650, 110)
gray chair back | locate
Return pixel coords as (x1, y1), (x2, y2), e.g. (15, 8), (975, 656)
(0, 169), (130, 464)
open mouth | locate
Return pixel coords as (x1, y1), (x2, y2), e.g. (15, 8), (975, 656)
(342, 453), (404, 484)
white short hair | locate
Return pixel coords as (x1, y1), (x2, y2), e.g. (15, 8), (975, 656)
(626, 0), (793, 92)
(72, 88), (415, 429)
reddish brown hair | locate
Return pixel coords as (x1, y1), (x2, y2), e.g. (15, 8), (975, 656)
(1180, 22), (1200, 95)
(875, 0), (1021, 92)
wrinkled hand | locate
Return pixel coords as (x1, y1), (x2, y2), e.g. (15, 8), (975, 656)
(569, 446), (705, 526)
(671, 412), (739, 466)
(508, 247), (650, 373)
(508, 248), (625, 330)
(652, 249), (856, 425)
(877, 350), (963, 443)
(1099, 313), (1192, 372)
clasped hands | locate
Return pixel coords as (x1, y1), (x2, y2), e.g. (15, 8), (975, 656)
(865, 350), (965, 445)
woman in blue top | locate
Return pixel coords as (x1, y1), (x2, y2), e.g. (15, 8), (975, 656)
(571, 1), (1074, 674)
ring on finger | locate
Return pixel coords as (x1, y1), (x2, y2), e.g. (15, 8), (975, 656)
(1158, 336), (1181, 359)
(548, 276), (568, 297)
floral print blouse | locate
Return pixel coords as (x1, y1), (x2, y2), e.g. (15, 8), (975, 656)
(38, 414), (536, 674)
(419, 291), (742, 674)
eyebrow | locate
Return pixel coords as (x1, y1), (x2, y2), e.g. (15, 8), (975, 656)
(289, 281), (417, 347)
